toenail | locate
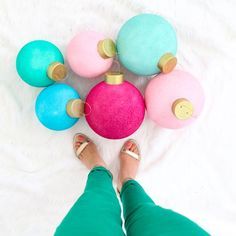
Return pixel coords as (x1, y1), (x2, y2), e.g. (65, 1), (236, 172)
(77, 135), (84, 141)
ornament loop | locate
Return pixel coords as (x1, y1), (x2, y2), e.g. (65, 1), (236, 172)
(83, 102), (92, 116)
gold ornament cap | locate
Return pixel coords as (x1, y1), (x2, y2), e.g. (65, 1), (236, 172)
(172, 98), (194, 120)
(105, 72), (124, 85)
(66, 99), (84, 118)
(97, 39), (116, 59)
(158, 53), (177, 74)
(47, 62), (67, 81)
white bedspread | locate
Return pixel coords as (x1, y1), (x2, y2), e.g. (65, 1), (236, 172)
(0, 0), (236, 235)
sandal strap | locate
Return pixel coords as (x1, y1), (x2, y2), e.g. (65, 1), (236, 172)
(121, 149), (141, 160)
(76, 141), (89, 158)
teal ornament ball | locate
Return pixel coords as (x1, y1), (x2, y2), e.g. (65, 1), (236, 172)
(35, 84), (81, 131)
(16, 40), (66, 87)
(116, 14), (177, 76)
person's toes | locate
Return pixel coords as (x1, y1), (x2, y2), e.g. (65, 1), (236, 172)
(75, 135), (88, 149)
(76, 135), (85, 142)
(74, 142), (81, 149)
(121, 141), (139, 155)
(134, 147), (139, 154)
(130, 144), (135, 152)
(129, 143), (136, 153)
(74, 134), (88, 153)
(125, 141), (133, 150)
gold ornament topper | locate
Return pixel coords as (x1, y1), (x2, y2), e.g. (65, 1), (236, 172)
(47, 62), (67, 81)
(97, 39), (116, 59)
(158, 53), (177, 74)
(172, 98), (194, 120)
(105, 72), (124, 85)
(66, 99), (85, 118)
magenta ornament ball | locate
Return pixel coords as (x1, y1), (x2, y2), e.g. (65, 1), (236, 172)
(66, 31), (114, 78)
(145, 70), (205, 129)
(85, 75), (145, 139)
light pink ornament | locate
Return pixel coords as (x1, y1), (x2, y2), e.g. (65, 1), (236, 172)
(67, 31), (116, 78)
(85, 73), (145, 139)
(145, 70), (204, 129)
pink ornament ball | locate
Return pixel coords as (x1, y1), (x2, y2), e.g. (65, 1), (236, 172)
(67, 31), (115, 78)
(145, 70), (205, 129)
(85, 73), (145, 139)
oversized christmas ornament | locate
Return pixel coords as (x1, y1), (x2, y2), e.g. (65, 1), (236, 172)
(84, 73), (145, 139)
(35, 84), (84, 131)
(67, 31), (116, 78)
(116, 13), (177, 76)
(16, 40), (67, 87)
(145, 70), (204, 129)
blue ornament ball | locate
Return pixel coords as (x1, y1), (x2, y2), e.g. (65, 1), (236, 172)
(35, 84), (80, 131)
(16, 40), (66, 87)
(116, 13), (177, 76)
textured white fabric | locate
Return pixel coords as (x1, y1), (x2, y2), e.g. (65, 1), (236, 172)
(0, 0), (236, 235)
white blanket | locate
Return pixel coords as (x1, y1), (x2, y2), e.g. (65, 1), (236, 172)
(0, 0), (236, 235)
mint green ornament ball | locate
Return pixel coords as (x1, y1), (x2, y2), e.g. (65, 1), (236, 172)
(116, 14), (177, 76)
(16, 40), (65, 87)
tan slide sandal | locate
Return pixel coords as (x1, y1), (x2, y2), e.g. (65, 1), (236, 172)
(73, 133), (91, 159)
(117, 139), (141, 193)
(121, 139), (141, 161)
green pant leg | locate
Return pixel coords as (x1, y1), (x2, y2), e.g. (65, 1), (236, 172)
(55, 166), (124, 236)
(121, 180), (209, 236)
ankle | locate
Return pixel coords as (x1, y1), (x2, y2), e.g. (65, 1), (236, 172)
(118, 177), (134, 193)
(122, 177), (134, 185)
(91, 163), (107, 169)
(119, 175), (135, 186)
(89, 161), (107, 170)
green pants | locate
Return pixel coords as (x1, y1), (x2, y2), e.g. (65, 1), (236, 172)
(55, 167), (209, 236)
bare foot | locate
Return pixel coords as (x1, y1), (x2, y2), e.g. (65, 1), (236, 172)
(117, 140), (141, 192)
(73, 133), (106, 170)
